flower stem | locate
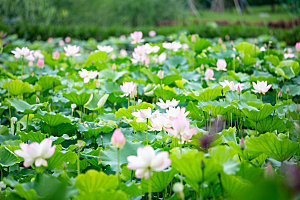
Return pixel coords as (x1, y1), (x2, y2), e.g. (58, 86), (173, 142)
(148, 176), (152, 200)
(26, 114), (29, 133)
(117, 148), (121, 188)
(21, 58), (24, 79)
(77, 151), (80, 176)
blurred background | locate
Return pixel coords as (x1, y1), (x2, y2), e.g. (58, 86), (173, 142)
(0, 0), (299, 42)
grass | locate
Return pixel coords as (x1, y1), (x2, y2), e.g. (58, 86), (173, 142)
(190, 5), (297, 23)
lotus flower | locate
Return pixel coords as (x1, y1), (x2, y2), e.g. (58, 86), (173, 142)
(37, 59), (44, 68)
(157, 70), (164, 79)
(52, 51), (60, 60)
(204, 69), (215, 80)
(166, 106), (189, 121)
(111, 129), (126, 149)
(149, 30), (156, 37)
(14, 138), (56, 167)
(220, 80), (236, 90)
(127, 145), (171, 179)
(216, 59), (227, 71)
(64, 45), (81, 57)
(252, 81), (272, 95)
(78, 69), (99, 83)
(120, 82), (137, 98)
(65, 36), (71, 43)
(11, 47), (31, 59)
(153, 53), (167, 64)
(96, 45), (114, 53)
(156, 98), (179, 109)
(130, 31), (145, 44)
(162, 41), (182, 52)
(149, 111), (171, 131)
(165, 116), (197, 142)
(296, 42), (300, 52)
(132, 107), (152, 123)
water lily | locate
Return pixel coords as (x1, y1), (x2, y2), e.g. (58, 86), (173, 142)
(127, 145), (171, 179)
(64, 45), (81, 57)
(252, 80), (272, 95)
(78, 69), (99, 83)
(14, 138), (56, 168)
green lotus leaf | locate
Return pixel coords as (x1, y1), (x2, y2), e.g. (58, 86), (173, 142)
(8, 98), (44, 114)
(3, 80), (34, 96)
(37, 75), (61, 90)
(241, 103), (280, 122)
(0, 146), (20, 167)
(275, 60), (300, 79)
(171, 150), (222, 190)
(162, 74), (182, 85)
(188, 86), (225, 101)
(37, 112), (71, 127)
(18, 131), (46, 143)
(99, 68), (128, 82)
(63, 90), (91, 106)
(84, 93), (109, 111)
(141, 168), (176, 193)
(99, 141), (142, 172)
(198, 100), (234, 116)
(235, 42), (260, 57)
(83, 51), (108, 69)
(246, 132), (300, 161)
(77, 122), (115, 138)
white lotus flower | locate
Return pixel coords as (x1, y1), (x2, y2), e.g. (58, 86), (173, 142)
(78, 69), (99, 83)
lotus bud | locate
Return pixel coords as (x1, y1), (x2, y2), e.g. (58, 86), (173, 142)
(112, 63), (117, 70)
(278, 90), (282, 99)
(173, 182), (184, 199)
(237, 85), (242, 95)
(287, 86), (290, 93)
(148, 30), (156, 37)
(65, 36), (71, 43)
(264, 162), (273, 178)
(47, 37), (53, 43)
(28, 61), (33, 66)
(11, 117), (17, 123)
(239, 138), (245, 150)
(158, 70), (164, 79)
(191, 34), (196, 42)
(37, 59), (44, 68)
(111, 129), (126, 149)
(96, 80), (101, 88)
(201, 160), (205, 169)
(59, 40), (65, 46)
(36, 96), (40, 103)
(71, 104), (77, 110)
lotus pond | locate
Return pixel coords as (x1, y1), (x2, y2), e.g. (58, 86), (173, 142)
(0, 32), (300, 200)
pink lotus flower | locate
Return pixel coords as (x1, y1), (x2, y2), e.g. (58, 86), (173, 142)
(65, 36), (71, 43)
(296, 42), (300, 52)
(127, 145), (171, 179)
(162, 41), (182, 52)
(52, 51), (60, 60)
(59, 40), (65, 46)
(165, 116), (197, 142)
(37, 59), (44, 68)
(64, 45), (81, 57)
(47, 37), (53, 43)
(130, 31), (145, 44)
(149, 30), (156, 37)
(157, 70), (164, 79)
(166, 106), (189, 121)
(132, 107), (152, 123)
(252, 81), (272, 95)
(33, 50), (44, 60)
(120, 82), (137, 98)
(216, 59), (227, 71)
(14, 138), (56, 167)
(204, 69), (215, 80)
(149, 111), (171, 131)
(157, 98), (179, 109)
(28, 61), (33, 66)
(96, 45), (114, 53)
(11, 47), (31, 59)
(78, 69), (99, 83)
(111, 129), (126, 149)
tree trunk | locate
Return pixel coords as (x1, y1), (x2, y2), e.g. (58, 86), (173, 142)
(211, 0), (225, 13)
